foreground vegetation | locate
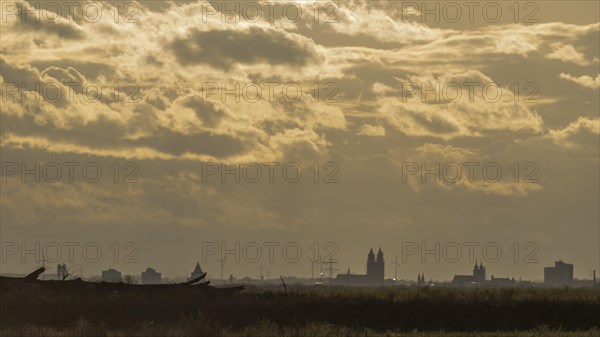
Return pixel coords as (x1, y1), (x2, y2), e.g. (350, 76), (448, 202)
(1, 282), (598, 336)
(4, 318), (599, 337)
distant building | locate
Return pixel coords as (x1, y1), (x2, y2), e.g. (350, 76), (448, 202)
(368, 247), (385, 282)
(417, 273), (426, 286)
(544, 260), (573, 286)
(335, 247), (385, 286)
(141, 267), (161, 285)
(189, 262), (204, 280)
(452, 261), (486, 285)
(490, 275), (515, 286)
(102, 268), (122, 283)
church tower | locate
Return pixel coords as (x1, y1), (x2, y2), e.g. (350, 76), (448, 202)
(376, 247), (385, 282)
(368, 248), (375, 263)
(366, 247), (384, 285)
(477, 261), (486, 282)
(366, 247), (375, 279)
(472, 261), (485, 282)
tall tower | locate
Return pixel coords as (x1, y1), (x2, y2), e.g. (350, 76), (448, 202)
(478, 261), (486, 282)
(376, 247), (385, 282)
(367, 247), (375, 278)
(368, 248), (375, 263)
(473, 261), (486, 282)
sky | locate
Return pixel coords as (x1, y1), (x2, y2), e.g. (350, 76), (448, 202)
(0, 0), (598, 282)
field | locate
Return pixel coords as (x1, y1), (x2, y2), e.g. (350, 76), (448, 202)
(1, 280), (599, 337)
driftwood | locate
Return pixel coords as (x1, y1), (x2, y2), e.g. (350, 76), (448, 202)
(24, 267), (46, 280)
(183, 272), (207, 285)
(1, 268), (244, 294)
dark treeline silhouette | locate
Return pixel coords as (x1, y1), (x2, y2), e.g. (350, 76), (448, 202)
(1, 273), (599, 333)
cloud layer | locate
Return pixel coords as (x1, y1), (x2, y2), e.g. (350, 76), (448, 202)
(1, 1), (598, 280)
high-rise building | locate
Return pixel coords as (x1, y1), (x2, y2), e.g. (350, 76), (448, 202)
(141, 267), (161, 285)
(544, 260), (573, 286)
(102, 268), (122, 283)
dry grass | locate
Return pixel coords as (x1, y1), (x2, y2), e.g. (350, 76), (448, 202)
(1, 283), (599, 336)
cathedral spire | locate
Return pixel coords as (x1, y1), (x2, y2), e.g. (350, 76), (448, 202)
(376, 247), (384, 262)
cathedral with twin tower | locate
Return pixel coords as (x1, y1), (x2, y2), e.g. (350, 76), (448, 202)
(335, 247), (385, 286)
